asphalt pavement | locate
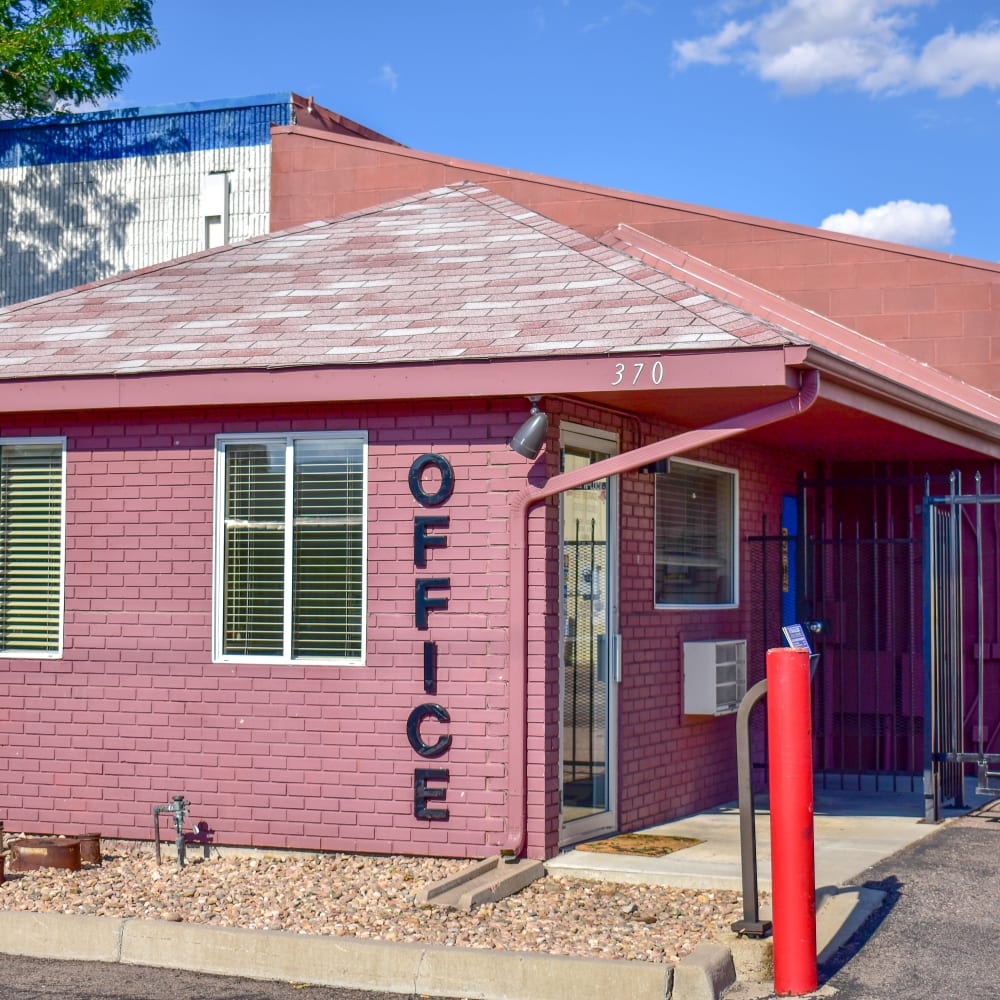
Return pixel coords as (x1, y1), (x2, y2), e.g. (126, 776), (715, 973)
(0, 953), (460, 1000)
(729, 799), (1000, 1000)
(824, 804), (1000, 1000)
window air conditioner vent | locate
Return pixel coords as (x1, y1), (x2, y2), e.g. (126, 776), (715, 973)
(683, 639), (747, 716)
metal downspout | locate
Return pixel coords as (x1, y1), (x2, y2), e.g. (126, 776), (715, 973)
(502, 368), (820, 858)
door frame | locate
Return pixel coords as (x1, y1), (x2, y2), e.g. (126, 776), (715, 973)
(558, 421), (620, 846)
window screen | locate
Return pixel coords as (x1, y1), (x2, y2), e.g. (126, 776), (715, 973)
(0, 441), (64, 653)
(219, 434), (366, 662)
(654, 459), (736, 607)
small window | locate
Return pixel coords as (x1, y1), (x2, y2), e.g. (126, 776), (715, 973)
(214, 432), (367, 663)
(654, 458), (737, 608)
(0, 439), (66, 655)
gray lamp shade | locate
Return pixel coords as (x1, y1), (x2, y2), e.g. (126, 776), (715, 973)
(509, 406), (549, 459)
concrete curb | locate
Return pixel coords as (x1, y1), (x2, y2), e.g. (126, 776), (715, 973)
(416, 856), (547, 911)
(0, 889), (879, 1000)
(717, 885), (890, 997)
(0, 910), (681, 1000)
(672, 942), (737, 1000)
(0, 910), (125, 963)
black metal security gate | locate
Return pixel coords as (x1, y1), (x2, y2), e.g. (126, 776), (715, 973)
(751, 472), (934, 791)
(800, 472), (926, 791)
(751, 468), (1000, 807)
(924, 473), (1000, 820)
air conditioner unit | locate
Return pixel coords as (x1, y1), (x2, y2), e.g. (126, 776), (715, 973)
(683, 639), (747, 716)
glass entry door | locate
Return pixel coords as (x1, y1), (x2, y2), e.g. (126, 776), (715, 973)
(559, 424), (618, 844)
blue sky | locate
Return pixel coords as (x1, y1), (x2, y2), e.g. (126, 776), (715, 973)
(114, 1), (1000, 261)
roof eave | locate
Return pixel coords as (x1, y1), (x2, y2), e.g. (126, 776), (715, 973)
(802, 346), (1000, 459)
(0, 346), (796, 414)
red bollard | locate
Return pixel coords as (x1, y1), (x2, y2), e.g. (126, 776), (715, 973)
(766, 647), (818, 995)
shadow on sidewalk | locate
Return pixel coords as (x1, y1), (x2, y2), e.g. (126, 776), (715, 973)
(817, 874), (900, 981)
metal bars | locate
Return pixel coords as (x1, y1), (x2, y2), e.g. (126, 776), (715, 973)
(802, 473), (926, 792)
(923, 475), (1000, 820)
(751, 468), (1000, 819)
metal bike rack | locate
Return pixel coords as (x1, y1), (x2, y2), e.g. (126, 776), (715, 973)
(731, 642), (819, 938)
(731, 677), (771, 938)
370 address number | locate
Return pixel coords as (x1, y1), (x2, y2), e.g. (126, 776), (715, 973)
(611, 360), (664, 386)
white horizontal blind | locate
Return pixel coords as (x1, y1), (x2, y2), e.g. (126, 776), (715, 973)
(654, 460), (735, 606)
(223, 441), (286, 656)
(0, 443), (64, 652)
(221, 435), (365, 661)
(291, 439), (365, 659)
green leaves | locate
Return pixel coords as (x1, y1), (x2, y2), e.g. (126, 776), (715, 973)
(0, 0), (157, 118)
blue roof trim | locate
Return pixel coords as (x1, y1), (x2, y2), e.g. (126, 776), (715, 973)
(0, 94), (294, 169)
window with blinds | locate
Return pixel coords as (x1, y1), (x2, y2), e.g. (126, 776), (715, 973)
(216, 433), (367, 663)
(0, 440), (65, 655)
(654, 458), (737, 607)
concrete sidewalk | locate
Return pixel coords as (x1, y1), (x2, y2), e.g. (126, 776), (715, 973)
(546, 782), (984, 891)
(0, 783), (981, 1000)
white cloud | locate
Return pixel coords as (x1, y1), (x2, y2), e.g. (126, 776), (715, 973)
(913, 25), (1000, 96)
(755, 0), (917, 92)
(673, 1), (1000, 96)
(380, 64), (399, 93)
(675, 20), (752, 66)
(820, 199), (955, 248)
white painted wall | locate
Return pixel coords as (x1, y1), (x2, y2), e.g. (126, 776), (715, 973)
(0, 144), (270, 307)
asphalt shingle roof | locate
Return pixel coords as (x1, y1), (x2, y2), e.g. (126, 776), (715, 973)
(0, 184), (802, 381)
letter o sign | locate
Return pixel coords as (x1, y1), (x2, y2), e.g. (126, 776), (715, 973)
(408, 453), (455, 507)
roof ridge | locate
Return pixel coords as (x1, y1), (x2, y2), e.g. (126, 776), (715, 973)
(452, 186), (799, 345)
(603, 223), (1000, 422)
(278, 124), (1000, 275)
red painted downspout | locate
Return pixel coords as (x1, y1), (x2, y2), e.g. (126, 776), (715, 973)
(501, 368), (820, 858)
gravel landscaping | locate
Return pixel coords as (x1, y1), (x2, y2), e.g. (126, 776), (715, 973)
(0, 838), (752, 965)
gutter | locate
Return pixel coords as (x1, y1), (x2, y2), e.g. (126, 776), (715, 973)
(501, 368), (820, 859)
(802, 347), (1000, 456)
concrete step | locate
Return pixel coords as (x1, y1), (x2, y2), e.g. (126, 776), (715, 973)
(415, 855), (545, 911)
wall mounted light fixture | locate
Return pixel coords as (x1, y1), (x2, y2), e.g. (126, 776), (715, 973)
(509, 397), (548, 460)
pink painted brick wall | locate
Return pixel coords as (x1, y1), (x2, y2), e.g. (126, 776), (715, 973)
(0, 399), (530, 858)
(530, 400), (807, 858)
(613, 436), (797, 836)
(0, 395), (812, 861)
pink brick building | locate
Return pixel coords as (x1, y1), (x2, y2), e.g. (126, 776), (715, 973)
(1, 172), (999, 858)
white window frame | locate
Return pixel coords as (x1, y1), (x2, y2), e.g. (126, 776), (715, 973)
(213, 431), (368, 665)
(0, 436), (67, 658)
(653, 456), (739, 610)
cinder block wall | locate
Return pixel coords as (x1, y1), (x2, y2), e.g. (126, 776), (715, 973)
(271, 127), (1000, 398)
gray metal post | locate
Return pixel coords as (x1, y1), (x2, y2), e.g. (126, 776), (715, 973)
(731, 677), (772, 938)
(922, 492), (939, 823)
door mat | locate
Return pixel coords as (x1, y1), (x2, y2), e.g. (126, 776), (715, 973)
(576, 833), (703, 857)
